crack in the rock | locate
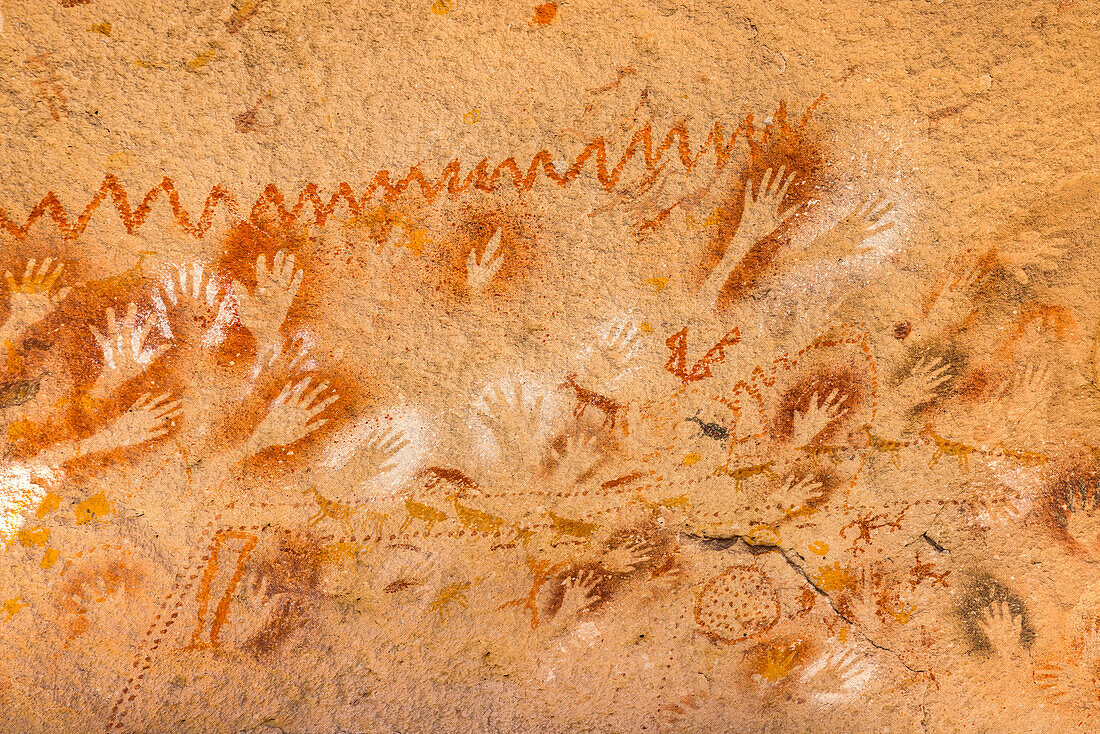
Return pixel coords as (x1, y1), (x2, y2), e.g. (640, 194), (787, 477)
(772, 544), (928, 676)
(684, 531), (931, 677)
(921, 532), (949, 554)
(902, 505), (949, 554)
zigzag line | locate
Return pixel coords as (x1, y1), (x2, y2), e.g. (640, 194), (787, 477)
(0, 97), (825, 241)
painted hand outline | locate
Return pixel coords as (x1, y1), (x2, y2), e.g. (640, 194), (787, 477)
(466, 228), (504, 295)
(246, 377), (338, 453)
(700, 166), (798, 307)
(89, 303), (170, 397)
(230, 250), (303, 346)
(791, 390), (849, 447)
(2, 258), (71, 338)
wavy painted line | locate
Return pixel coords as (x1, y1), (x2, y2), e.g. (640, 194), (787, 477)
(0, 98), (825, 241)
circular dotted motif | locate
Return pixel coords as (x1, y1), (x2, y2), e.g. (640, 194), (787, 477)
(693, 565), (780, 643)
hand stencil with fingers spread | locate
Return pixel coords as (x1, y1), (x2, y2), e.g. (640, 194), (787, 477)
(598, 538), (654, 574)
(791, 390), (849, 447)
(3, 258), (71, 338)
(89, 303), (170, 397)
(84, 392), (183, 454)
(157, 263), (229, 346)
(341, 427), (410, 481)
(979, 600), (1025, 659)
(230, 249), (303, 347)
(556, 570), (601, 619)
(817, 194), (896, 257)
(895, 357), (954, 412)
(699, 166), (799, 308)
(246, 377), (339, 453)
(548, 433), (602, 486)
(476, 381), (545, 470)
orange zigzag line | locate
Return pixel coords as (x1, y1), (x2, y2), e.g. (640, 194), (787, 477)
(0, 97), (825, 241)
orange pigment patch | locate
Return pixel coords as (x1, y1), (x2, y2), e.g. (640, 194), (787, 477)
(691, 101), (831, 308)
(533, 2), (558, 24)
(17, 526), (50, 548)
(427, 195), (544, 304)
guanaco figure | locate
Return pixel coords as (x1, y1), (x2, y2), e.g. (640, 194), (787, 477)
(304, 486), (355, 531)
(512, 525), (536, 545)
(920, 425), (975, 471)
(712, 461), (777, 491)
(400, 497), (448, 534)
(862, 425), (904, 469)
(545, 510), (599, 545)
(799, 443), (846, 466)
(993, 442), (1048, 468)
(361, 509), (390, 536)
(560, 373), (624, 428)
(631, 493), (691, 512)
(449, 494), (509, 536)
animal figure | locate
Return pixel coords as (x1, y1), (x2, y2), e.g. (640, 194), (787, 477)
(920, 426), (975, 471)
(799, 444), (846, 465)
(632, 493), (691, 512)
(449, 495), (508, 535)
(712, 462), (777, 491)
(863, 425), (904, 468)
(498, 556), (558, 629)
(361, 509), (390, 536)
(545, 510), (599, 545)
(685, 413), (729, 442)
(560, 373), (623, 428)
(303, 487), (356, 531)
(429, 581), (472, 621)
(512, 526), (536, 545)
(400, 497), (448, 533)
(994, 442), (1048, 467)
(419, 466), (479, 494)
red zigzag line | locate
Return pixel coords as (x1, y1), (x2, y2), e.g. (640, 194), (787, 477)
(0, 98), (825, 241)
